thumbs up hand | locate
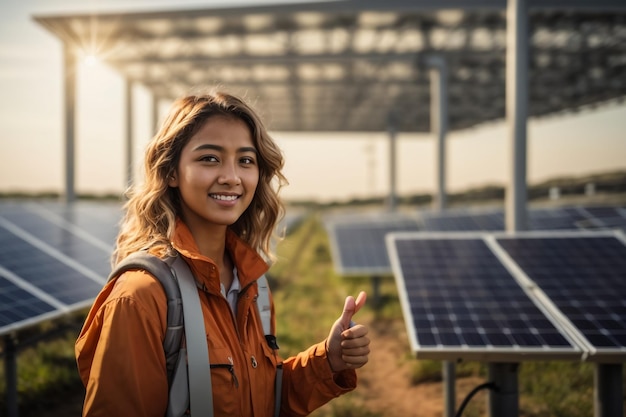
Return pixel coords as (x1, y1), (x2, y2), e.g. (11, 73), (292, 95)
(326, 291), (370, 373)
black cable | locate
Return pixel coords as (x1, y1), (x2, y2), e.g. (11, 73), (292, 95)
(455, 381), (499, 417)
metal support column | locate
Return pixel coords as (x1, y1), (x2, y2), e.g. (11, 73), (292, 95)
(505, 0), (529, 232)
(152, 94), (160, 134)
(124, 79), (134, 187)
(443, 361), (456, 417)
(4, 335), (18, 417)
(427, 56), (448, 212)
(488, 362), (519, 417)
(594, 363), (623, 417)
(62, 43), (76, 203)
(387, 112), (398, 212)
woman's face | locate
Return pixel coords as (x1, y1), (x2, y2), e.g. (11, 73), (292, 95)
(169, 115), (259, 232)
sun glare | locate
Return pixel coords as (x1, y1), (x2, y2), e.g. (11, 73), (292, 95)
(83, 53), (99, 66)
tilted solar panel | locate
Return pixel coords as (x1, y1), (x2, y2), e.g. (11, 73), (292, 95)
(25, 200), (121, 247)
(0, 200), (121, 336)
(417, 205), (624, 233)
(0, 275), (57, 334)
(0, 203), (114, 277)
(387, 229), (626, 363)
(386, 233), (584, 362)
(418, 209), (504, 232)
(495, 232), (626, 361)
(326, 213), (420, 276)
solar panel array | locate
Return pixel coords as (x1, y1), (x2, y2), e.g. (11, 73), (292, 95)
(418, 205), (626, 233)
(0, 200), (121, 336)
(386, 231), (626, 362)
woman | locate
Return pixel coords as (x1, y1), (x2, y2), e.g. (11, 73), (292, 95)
(75, 92), (370, 416)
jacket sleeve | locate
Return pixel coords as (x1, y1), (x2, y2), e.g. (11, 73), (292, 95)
(279, 340), (357, 416)
(75, 272), (169, 417)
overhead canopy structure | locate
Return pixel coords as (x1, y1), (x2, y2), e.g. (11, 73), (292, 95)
(33, 0), (626, 232)
(34, 0), (626, 133)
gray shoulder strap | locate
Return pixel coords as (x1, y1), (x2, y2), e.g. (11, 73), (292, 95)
(170, 255), (213, 417)
(257, 274), (282, 417)
(108, 252), (183, 382)
(256, 275), (272, 338)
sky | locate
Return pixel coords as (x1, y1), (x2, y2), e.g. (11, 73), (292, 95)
(0, 0), (625, 203)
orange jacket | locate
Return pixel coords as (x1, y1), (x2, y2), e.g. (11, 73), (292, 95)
(76, 220), (356, 417)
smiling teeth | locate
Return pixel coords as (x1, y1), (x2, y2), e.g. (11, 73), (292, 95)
(211, 194), (238, 201)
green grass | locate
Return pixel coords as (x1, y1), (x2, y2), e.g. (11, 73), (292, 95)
(0, 324), (84, 416)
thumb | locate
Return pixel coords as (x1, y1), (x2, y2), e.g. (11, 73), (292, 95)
(339, 291), (367, 329)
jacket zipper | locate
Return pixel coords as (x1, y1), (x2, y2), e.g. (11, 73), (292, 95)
(209, 356), (239, 388)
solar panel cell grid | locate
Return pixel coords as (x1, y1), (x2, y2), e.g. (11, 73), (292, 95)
(0, 227), (104, 306)
(0, 209), (112, 276)
(496, 236), (626, 352)
(393, 238), (573, 353)
(329, 216), (420, 275)
(0, 277), (56, 330)
(0, 200), (122, 336)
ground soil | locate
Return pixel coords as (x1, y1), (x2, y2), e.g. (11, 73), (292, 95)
(339, 317), (488, 417)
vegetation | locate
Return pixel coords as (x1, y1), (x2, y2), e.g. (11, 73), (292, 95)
(0, 320), (85, 416)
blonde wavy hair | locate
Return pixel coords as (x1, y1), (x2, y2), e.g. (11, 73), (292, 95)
(112, 92), (287, 265)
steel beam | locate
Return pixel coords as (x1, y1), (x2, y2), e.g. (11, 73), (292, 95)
(63, 43), (76, 203)
(124, 79), (134, 187)
(387, 112), (398, 212)
(505, 0), (528, 232)
(427, 55), (449, 212)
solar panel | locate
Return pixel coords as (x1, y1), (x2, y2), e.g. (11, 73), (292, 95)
(0, 200), (121, 336)
(29, 200), (121, 246)
(417, 205), (625, 232)
(418, 208), (504, 232)
(0, 274), (57, 334)
(527, 207), (582, 230)
(495, 232), (626, 361)
(326, 213), (420, 276)
(0, 202), (114, 277)
(386, 232), (584, 362)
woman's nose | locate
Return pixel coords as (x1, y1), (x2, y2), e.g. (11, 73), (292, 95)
(218, 161), (241, 185)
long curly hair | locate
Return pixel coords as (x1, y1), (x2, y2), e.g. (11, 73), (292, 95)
(112, 92), (287, 265)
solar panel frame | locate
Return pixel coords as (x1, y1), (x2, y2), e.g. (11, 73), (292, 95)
(386, 231), (587, 362)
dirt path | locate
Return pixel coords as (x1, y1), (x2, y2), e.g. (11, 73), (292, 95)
(350, 318), (488, 417)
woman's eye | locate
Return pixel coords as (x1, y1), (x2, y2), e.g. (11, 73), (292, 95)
(240, 156), (256, 165)
(199, 155), (218, 163)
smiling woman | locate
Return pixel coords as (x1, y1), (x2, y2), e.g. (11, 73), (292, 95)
(74, 91), (371, 417)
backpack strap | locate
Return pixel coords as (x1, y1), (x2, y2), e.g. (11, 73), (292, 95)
(256, 274), (279, 349)
(107, 252), (184, 384)
(169, 254), (213, 416)
(108, 252), (212, 416)
(256, 274), (282, 416)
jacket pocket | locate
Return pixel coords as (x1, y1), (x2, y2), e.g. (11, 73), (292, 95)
(208, 347), (239, 414)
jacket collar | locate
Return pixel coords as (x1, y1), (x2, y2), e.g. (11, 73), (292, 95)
(170, 218), (269, 293)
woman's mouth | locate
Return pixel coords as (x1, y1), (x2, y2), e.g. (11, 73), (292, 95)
(210, 194), (239, 201)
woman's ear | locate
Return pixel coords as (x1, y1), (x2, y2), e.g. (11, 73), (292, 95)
(168, 174), (178, 187)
